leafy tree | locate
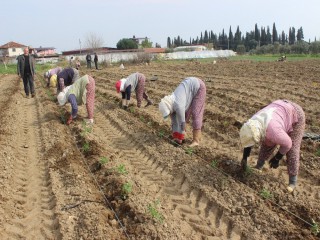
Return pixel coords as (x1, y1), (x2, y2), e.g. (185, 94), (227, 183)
(116, 38), (138, 50)
(291, 41), (309, 54)
(141, 38), (153, 48)
(309, 41), (320, 54)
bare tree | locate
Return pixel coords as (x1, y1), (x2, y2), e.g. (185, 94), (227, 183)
(84, 32), (104, 51)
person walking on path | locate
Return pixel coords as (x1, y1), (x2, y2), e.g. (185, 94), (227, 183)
(115, 72), (153, 109)
(57, 74), (95, 125)
(239, 99), (305, 193)
(17, 47), (36, 98)
(86, 54), (92, 69)
(94, 53), (98, 70)
(158, 77), (206, 147)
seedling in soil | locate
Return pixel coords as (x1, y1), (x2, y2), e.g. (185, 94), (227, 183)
(140, 116), (145, 122)
(147, 199), (164, 223)
(100, 156), (109, 165)
(223, 121), (229, 127)
(244, 165), (253, 177)
(121, 182), (132, 200)
(129, 106), (135, 113)
(82, 142), (90, 152)
(81, 120), (92, 137)
(260, 188), (273, 200)
(116, 164), (128, 175)
(211, 160), (218, 168)
(185, 147), (193, 155)
(158, 130), (165, 138)
(311, 219), (319, 236)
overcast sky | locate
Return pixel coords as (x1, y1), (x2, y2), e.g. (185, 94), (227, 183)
(2, 0), (320, 53)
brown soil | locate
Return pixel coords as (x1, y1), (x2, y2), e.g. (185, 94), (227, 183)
(0, 59), (319, 240)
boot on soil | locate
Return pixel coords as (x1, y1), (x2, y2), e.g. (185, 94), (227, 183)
(122, 99), (128, 110)
(189, 129), (201, 147)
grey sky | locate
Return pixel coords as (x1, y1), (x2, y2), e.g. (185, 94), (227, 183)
(2, 0), (319, 53)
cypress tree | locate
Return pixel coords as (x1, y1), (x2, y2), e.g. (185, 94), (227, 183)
(272, 23), (278, 43)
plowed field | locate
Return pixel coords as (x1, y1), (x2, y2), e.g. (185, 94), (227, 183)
(0, 59), (319, 240)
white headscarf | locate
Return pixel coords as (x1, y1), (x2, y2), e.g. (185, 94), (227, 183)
(57, 86), (72, 106)
(239, 107), (275, 148)
(159, 94), (175, 118)
(120, 78), (126, 92)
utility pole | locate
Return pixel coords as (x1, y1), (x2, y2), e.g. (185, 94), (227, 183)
(79, 39), (82, 54)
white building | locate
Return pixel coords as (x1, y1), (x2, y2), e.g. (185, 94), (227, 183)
(0, 41), (27, 57)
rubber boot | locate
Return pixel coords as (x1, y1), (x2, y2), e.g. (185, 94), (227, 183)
(287, 175), (297, 193)
(122, 99), (126, 109)
(189, 129), (201, 147)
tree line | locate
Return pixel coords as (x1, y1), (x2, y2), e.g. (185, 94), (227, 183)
(166, 23), (320, 54)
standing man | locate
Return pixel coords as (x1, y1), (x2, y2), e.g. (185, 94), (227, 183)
(86, 53), (92, 69)
(17, 47), (36, 98)
(94, 53), (98, 70)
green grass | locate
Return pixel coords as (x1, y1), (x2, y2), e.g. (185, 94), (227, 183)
(0, 63), (55, 75)
(229, 54), (320, 62)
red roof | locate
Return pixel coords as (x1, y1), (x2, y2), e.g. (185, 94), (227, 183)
(144, 48), (166, 53)
(0, 41), (27, 49)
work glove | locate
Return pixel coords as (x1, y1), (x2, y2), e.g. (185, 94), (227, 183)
(67, 115), (73, 125)
(173, 132), (185, 145)
(269, 152), (283, 169)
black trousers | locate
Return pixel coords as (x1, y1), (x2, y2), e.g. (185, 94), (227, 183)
(22, 73), (35, 96)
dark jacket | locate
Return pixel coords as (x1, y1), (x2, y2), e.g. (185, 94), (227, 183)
(94, 54), (98, 62)
(17, 54), (36, 77)
(57, 67), (79, 91)
(86, 54), (92, 62)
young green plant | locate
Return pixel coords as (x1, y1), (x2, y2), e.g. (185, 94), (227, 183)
(147, 199), (164, 223)
(100, 156), (109, 165)
(121, 182), (132, 200)
(311, 219), (319, 236)
(116, 164), (128, 175)
(82, 142), (90, 152)
(260, 188), (273, 200)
